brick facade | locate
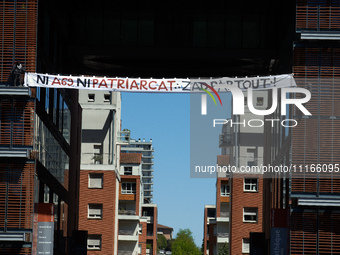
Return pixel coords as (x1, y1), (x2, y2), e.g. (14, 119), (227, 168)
(230, 175), (263, 255)
(79, 170), (117, 255)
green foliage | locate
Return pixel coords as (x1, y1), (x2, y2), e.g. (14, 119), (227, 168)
(157, 234), (167, 250)
(167, 239), (173, 251)
(172, 229), (201, 255)
(218, 243), (229, 255)
(146, 244), (152, 249)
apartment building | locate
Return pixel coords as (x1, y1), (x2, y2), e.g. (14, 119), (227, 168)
(157, 224), (173, 240)
(141, 204), (157, 255)
(121, 139), (154, 204)
(118, 152), (143, 255)
(118, 152), (157, 255)
(78, 90), (126, 254)
(203, 205), (217, 255)
(203, 91), (267, 254)
(203, 156), (230, 255)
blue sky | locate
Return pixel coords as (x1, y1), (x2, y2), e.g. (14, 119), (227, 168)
(121, 92), (219, 246)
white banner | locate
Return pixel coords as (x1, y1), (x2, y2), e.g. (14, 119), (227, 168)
(24, 73), (296, 93)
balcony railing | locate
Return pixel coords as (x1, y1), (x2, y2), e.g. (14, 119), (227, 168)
(220, 212), (230, 217)
(119, 230), (135, 235)
(118, 209), (136, 215)
(217, 233), (229, 238)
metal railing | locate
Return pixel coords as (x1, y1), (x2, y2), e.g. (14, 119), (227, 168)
(217, 233), (229, 238)
(118, 209), (136, 215)
(220, 211), (230, 217)
(118, 230), (135, 235)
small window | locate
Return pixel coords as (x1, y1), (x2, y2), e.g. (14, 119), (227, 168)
(88, 204), (103, 219)
(244, 178), (258, 192)
(121, 182), (136, 194)
(244, 97), (247, 105)
(221, 184), (230, 196)
(87, 235), (101, 250)
(88, 94), (95, 102)
(256, 97), (263, 106)
(89, 173), (103, 188)
(104, 94), (111, 102)
(242, 238), (250, 253)
(243, 208), (258, 223)
(124, 166), (132, 175)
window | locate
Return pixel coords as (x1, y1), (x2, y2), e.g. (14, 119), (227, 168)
(244, 96), (247, 105)
(256, 97), (263, 106)
(243, 208), (258, 223)
(87, 235), (101, 250)
(244, 178), (258, 192)
(88, 173), (103, 188)
(104, 94), (111, 102)
(221, 184), (230, 196)
(124, 166), (132, 175)
(242, 238), (250, 253)
(138, 224), (142, 234)
(121, 182), (136, 194)
(88, 94), (95, 102)
(88, 204), (103, 219)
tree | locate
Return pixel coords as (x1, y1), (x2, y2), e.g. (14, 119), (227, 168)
(167, 239), (173, 251)
(172, 229), (201, 255)
(157, 234), (167, 250)
(218, 243), (229, 255)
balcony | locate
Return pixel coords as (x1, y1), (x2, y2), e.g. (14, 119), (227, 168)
(118, 234), (138, 241)
(117, 130), (130, 145)
(299, 31), (340, 40)
(142, 168), (154, 172)
(142, 161), (154, 165)
(217, 233), (229, 243)
(143, 155), (154, 159)
(0, 84), (31, 96)
(217, 212), (230, 222)
(118, 209), (136, 215)
(220, 211), (229, 217)
(118, 210), (139, 220)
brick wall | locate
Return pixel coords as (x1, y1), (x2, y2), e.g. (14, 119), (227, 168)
(230, 175), (263, 255)
(79, 170), (117, 255)
(216, 177), (229, 218)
